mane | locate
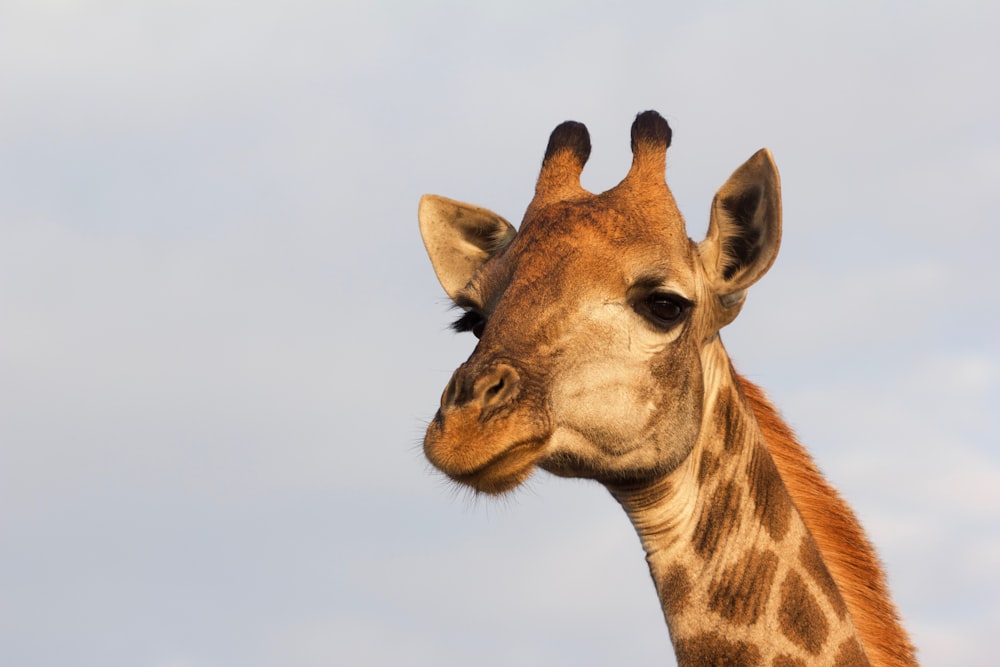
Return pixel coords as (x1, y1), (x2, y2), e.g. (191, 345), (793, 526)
(737, 375), (918, 667)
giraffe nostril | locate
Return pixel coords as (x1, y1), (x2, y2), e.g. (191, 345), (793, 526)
(441, 375), (458, 410)
(479, 364), (519, 409)
(485, 376), (505, 400)
(440, 364), (471, 410)
(440, 363), (520, 411)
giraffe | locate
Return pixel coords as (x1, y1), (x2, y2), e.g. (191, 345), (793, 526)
(418, 111), (917, 666)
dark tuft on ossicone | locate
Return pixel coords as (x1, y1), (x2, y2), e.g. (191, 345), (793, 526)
(631, 110), (672, 151)
(544, 121), (592, 164)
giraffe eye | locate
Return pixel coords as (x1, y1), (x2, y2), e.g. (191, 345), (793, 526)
(452, 310), (487, 339)
(642, 293), (690, 329)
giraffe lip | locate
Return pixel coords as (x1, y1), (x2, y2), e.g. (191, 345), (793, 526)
(449, 437), (547, 494)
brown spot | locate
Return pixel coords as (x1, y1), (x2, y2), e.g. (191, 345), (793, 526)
(747, 444), (791, 541)
(693, 481), (742, 558)
(698, 449), (720, 485)
(674, 631), (761, 667)
(719, 391), (745, 452)
(708, 548), (779, 625)
(658, 565), (692, 617)
(799, 537), (847, 619)
(833, 637), (871, 667)
(739, 375), (919, 666)
(778, 570), (829, 655)
(772, 656), (806, 667)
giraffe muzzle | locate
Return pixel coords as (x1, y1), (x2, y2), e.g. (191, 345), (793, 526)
(440, 362), (521, 416)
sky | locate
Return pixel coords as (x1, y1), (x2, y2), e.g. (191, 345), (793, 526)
(0, 1), (997, 665)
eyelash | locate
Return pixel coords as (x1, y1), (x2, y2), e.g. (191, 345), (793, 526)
(452, 310), (486, 339)
(451, 291), (690, 338)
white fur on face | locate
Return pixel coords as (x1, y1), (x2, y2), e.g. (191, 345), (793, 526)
(546, 296), (691, 472)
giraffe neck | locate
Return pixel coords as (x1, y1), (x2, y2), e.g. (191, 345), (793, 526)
(609, 343), (871, 666)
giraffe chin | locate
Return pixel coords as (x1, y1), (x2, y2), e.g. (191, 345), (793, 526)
(447, 438), (547, 494)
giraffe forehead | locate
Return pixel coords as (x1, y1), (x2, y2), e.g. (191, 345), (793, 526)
(522, 194), (689, 244)
(498, 199), (696, 292)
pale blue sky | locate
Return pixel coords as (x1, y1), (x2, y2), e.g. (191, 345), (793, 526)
(1, 1), (997, 666)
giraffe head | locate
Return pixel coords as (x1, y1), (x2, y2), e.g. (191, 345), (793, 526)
(419, 111), (781, 493)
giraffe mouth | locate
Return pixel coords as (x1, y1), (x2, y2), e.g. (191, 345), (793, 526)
(424, 404), (550, 495)
(425, 360), (552, 494)
(448, 437), (548, 494)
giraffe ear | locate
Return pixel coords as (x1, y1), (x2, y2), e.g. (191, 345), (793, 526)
(418, 194), (517, 300)
(697, 148), (782, 315)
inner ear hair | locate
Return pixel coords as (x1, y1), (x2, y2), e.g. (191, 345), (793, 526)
(418, 195), (517, 300)
(718, 185), (765, 281)
(700, 147), (782, 296)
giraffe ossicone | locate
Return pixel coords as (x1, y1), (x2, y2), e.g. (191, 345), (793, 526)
(419, 111), (917, 667)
